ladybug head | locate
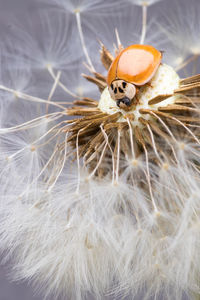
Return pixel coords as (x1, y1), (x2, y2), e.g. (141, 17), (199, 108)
(108, 80), (136, 108)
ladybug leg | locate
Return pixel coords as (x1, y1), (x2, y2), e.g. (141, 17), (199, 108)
(145, 82), (153, 88)
(132, 89), (140, 106)
(131, 95), (139, 106)
(116, 99), (121, 107)
(136, 94), (140, 104)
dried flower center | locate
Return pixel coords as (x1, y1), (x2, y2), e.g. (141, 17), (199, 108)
(98, 64), (180, 128)
(65, 42), (200, 182)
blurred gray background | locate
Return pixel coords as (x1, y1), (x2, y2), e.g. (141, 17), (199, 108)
(0, 2), (55, 299)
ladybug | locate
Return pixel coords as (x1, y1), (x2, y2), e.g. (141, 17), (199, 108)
(107, 44), (162, 108)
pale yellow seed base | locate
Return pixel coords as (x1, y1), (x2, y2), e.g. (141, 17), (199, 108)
(98, 64), (180, 127)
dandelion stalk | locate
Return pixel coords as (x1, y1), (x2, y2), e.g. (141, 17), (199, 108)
(47, 64), (80, 98)
(175, 54), (199, 71)
(0, 84), (66, 110)
(140, 3), (148, 44)
(75, 11), (95, 72)
(193, 293), (200, 300)
(46, 70), (61, 113)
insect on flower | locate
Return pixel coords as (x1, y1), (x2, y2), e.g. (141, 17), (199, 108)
(1, 1), (200, 300)
(107, 44), (162, 108)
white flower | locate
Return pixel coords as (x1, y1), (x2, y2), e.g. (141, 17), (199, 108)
(0, 0), (200, 300)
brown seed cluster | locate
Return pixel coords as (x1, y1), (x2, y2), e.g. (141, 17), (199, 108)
(64, 44), (200, 178)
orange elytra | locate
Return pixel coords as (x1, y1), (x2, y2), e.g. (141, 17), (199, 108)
(107, 44), (162, 108)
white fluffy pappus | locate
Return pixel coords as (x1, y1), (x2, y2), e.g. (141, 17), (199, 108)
(1, 0), (200, 300)
(1, 10), (83, 72)
(1, 138), (200, 300)
(0, 9), (88, 103)
(44, 0), (125, 15)
(127, 0), (164, 6)
(157, 0), (200, 72)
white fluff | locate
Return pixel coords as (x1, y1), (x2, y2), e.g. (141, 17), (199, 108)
(158, 0), (200, 71)
(2, 139), (200, 299)
(44, 0), (124, 15)
(0, 0), (200, 300)
(1, 10), (83, 72)
(128, 0), (164, 6)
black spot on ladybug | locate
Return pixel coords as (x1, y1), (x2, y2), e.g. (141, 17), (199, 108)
(118, 87), (123, 93)
(111, 83), (114, 90)
(122, 82), (127, 88)
(114, 87), (117, 94)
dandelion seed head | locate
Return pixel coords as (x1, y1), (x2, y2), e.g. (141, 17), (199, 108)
(1, 0), (200, 299)
(190, 45), (200, 55)
(2, 10), (83, 73)
(128, 0), (164, 6)
(132, 159), (138, 167)
(162, 162), (169, 170)
(44, 0), (124, 15)
(160, 0), (200, 71)
(174, 56), (184, 65)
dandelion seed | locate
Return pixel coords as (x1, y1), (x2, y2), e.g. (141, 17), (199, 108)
(1, 1), (200, 300)
(2, 10), (83, 74)
(159, 0), (200, 72)
(128, 0), (164, 6)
